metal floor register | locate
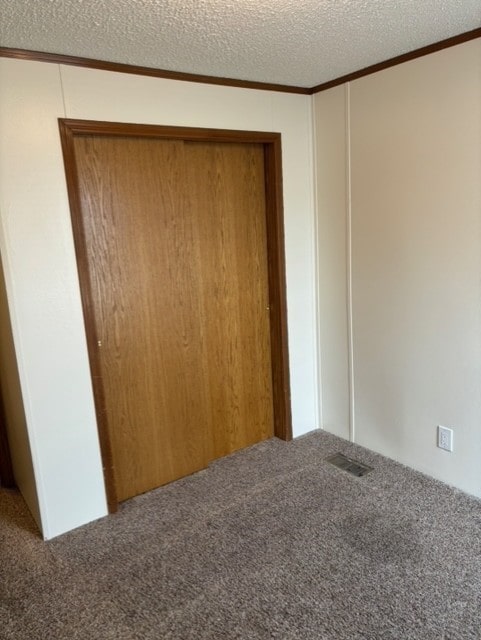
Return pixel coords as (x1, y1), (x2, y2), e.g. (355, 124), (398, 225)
(326, 452), (373, 477)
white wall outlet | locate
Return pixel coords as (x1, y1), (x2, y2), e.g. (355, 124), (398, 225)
(438, 425), (454, 452)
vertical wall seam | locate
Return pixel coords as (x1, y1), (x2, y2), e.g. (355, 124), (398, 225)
(310, 94), (323, 430)
(58, 64), (67, 117)
(345, 82), (355, 443)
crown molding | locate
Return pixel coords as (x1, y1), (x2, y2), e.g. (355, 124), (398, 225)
(0, 47), (310, 95)
(2, 26), (480, 96)
(310, 27), (481, 94)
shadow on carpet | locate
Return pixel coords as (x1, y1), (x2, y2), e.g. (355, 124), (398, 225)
(1, 430), (481, 639)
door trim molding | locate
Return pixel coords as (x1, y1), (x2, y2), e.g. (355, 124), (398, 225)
(58, 119), (292, 511)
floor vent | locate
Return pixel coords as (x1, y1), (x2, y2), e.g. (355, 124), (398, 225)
(326, 452), (373, 477)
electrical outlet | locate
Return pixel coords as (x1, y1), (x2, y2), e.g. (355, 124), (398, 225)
(438, 425), (454, 452)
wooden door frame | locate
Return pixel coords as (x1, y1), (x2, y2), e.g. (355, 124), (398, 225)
(58, 119), (292, 512)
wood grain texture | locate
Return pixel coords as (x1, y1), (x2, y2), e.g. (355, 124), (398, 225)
(73, 136), (213, 501)
(59, 120), (283, 144)
(264, 140), (292, 440)
(186, 141), (274, 459)
(58, 120), (118, 510)
(59, 120), (292, 508)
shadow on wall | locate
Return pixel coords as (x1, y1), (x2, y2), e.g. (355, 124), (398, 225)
(0, 383), (15, 488)
(0, 252), (39, 521)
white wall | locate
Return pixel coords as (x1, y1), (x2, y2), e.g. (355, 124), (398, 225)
(314, 39), (481, 497)
(0, 58), (317, 538)
(0, 59), (108, 538)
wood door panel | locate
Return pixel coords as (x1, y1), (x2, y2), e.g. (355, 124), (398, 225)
(74, 136), (210, 501)
(71, 133), (274, 502)
(185, 142), (274, 459)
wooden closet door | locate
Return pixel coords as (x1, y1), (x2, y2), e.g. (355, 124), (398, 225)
(185, 141), (274, 460)
(73, 135), (273, 502)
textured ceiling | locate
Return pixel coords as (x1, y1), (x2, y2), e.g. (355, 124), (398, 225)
(1, 0), (480, 88)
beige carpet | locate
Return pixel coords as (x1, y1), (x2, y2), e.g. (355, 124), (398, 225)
(1, 430), (481, 639)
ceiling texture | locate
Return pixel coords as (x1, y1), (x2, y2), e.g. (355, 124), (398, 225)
(1, 0), (480, 88)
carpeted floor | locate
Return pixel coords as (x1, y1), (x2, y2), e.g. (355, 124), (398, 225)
(1, 430), (481, 639)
